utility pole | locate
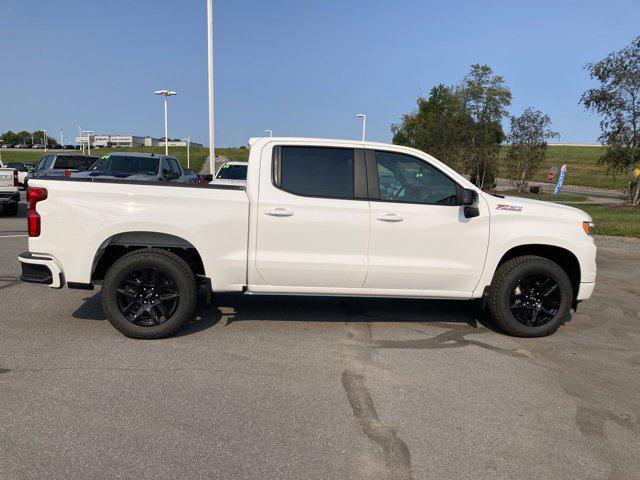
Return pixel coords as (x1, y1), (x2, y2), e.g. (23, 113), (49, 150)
(60, 129), (64, 147)
(207, 0), (215, 175)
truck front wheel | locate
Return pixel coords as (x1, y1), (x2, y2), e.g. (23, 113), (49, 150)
(101, 248), (198, 339)
(487, 255), (573, 337)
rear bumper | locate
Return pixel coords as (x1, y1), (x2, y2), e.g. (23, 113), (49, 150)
(18, 252), (64, 288)
(0, 191), (20, 203)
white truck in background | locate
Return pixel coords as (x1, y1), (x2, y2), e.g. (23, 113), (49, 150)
(18, 137), (596, 339)
(0, 161), (20, 216)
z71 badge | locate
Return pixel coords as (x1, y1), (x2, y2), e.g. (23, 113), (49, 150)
(496, 204), (523, 212)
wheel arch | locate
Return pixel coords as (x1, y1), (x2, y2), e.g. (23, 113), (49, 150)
(495, 244), (581, 301)
(91, 231), (207, 284)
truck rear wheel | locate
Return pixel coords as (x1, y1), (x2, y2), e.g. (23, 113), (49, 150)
(101, 248), (198, 339)
(487, 255), (573, 337)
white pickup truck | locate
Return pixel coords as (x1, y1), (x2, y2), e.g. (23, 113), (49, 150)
(0, 163), (20, 216)
(18, 137), (596, 339)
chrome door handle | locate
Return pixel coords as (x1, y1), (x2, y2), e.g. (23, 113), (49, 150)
(265, 208), (294, 217)
(376, 213), (403, 222)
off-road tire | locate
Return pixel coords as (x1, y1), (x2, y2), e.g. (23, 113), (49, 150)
(101, 248), (198, 339)
(488, 255), (573, 337)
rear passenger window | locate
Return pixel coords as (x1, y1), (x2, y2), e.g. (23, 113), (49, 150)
(276, 147), (354, 199)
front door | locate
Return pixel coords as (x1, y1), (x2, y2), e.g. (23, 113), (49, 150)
(255, 146), (370, 288)
(365, 150), (489, 294)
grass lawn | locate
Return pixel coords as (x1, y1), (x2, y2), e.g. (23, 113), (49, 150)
(0, 146), (250, 173)
(499, 145), (633, 191)
(574, 205), (640, 237)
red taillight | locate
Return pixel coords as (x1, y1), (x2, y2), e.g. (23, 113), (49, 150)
(13, 169), (18, 187)
(27, 187), (47, 237)
(64, 170), (71, 177)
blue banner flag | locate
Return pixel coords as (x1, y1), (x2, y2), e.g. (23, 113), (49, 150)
(553, 164), (567, 196)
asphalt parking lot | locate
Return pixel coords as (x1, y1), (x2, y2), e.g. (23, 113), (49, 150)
(1, 199), (639, 480)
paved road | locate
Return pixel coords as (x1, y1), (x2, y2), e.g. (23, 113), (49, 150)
(1, 205), (639, 479)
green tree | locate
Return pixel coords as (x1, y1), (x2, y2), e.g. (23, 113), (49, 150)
(505, 108), (559, 191)
(580, 36), (640, 204)
(0, 130), (19, 146)
(391, 84), (471, 171)
(458, 64), (512, 189)
(17, 130), (32, 146)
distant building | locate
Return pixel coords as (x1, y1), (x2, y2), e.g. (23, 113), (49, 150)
(159, 140), (203, 148)
(75, 134), (200, 149)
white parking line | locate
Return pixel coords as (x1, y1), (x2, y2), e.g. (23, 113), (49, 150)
(0, 235), (28, 238)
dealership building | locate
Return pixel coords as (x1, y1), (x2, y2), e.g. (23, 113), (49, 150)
(75, 134), (202, 148)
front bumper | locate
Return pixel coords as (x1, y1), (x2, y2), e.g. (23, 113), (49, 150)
(18, 252), (64, 288)
(577, 282), (595, 301)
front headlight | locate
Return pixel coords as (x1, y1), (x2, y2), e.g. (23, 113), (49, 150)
(582, 221), (595, 236)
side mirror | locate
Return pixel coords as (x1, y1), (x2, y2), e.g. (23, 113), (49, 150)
(460, 188), (476, 206)
(460, 188), (480, 218)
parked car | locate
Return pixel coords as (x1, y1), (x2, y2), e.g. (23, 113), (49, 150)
(211, 161), (247, 186)
(24, 153), (98, 188)
(0, 163), (19, 216)
(73, 152), (186, 182)
(4, 162), (31, 187)
(1, 144), (12, 149)
(63, 145), (77, 150)
(182, 168), (199, 183)
(18, 137), (596, 340)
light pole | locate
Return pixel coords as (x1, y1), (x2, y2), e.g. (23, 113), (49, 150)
(185, 137), (191, 169)
(154, 90), (177, 155)
(82, 130), (94, 155)
(43, 130), (47, 151)
(207, 0), (215, 175)
(79, 127), (84, 154)
(60, 129), (64, 148)
(265, 129), (273, 137)
(356, 114), (366, 142)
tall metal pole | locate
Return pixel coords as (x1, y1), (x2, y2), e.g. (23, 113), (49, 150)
(43, 130), (47, 151)
(164, 95), (169, 155)
(207, 0), (215, 174)
(187, 136), (191, 169)
(79, 127), (84, 154)
(60, 129), (64, 148)
(357, 114), (366, 142)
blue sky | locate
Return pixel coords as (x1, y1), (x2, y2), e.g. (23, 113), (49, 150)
(1, 0), (638, 147)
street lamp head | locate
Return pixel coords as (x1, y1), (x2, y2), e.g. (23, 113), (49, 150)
(356, 114), (366, 118)
(155, 90), (177, 96)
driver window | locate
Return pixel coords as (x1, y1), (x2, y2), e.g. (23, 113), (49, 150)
(161, 159), (171, 175)
(374, 151), (458, 205)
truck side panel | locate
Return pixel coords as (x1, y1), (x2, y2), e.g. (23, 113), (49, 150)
(28, 180), (249, 291)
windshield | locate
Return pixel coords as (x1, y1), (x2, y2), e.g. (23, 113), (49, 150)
(54, 156), (96, 170)
(216, 163), (247, 180)
(90, 155), (159, 175)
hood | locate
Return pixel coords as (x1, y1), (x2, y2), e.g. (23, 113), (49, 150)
(72, 171), (156, 181)
(484, 193), (592, 222)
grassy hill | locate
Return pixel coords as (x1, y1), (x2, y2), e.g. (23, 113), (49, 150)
(0, 146), (250, 173)
(499, 145), (631, 191)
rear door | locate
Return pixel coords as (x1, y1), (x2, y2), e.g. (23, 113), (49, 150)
(255, 145), (370, 288)
(365, 150), (489, 293)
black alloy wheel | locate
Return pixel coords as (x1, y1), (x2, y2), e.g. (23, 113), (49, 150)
(116, 267), (180, 326)
(509, 274), (561, 327)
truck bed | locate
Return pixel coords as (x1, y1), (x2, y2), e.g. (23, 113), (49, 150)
(28, 178), (250, 291)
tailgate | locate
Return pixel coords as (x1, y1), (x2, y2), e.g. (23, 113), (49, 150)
(0, 168), (16, 190)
